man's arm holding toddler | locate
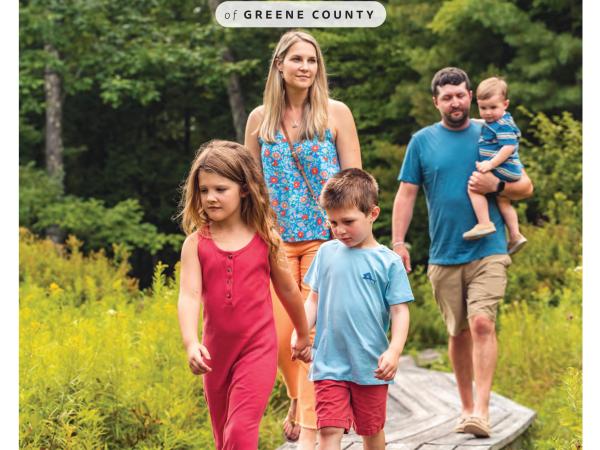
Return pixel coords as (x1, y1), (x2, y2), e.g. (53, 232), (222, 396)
(469, 169), (534, 201)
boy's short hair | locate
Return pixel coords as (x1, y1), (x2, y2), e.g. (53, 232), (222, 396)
(320, 168), (379, 215)
(431, 67), (471, 97)
(476, 77), (508, 100)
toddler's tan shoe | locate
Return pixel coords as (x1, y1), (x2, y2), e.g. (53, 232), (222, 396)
(508, 235), (528, 255)
(462, 223), (496, 240)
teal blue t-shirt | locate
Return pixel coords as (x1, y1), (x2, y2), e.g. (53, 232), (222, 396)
(304, 240), (414, 385)
(398, 121), (507, 265)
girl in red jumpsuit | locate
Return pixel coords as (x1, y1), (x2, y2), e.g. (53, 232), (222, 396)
(177, 140), (312, 450)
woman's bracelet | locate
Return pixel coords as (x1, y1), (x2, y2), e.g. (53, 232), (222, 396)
(392, 241), (406, 248)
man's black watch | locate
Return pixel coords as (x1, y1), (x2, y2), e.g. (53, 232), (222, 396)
(496, 180), (506, 194)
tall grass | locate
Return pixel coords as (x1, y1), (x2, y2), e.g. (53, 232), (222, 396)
(495, 266), (582, 448)
(20, 229), (220, 448)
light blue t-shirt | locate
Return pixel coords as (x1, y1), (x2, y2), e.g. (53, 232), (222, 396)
(398, 121), (507, 265)
(304, 240), (414, 385)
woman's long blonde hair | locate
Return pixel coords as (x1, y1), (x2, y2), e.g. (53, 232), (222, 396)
(177, 140), (280, 256)
(259, 30), (329, 143)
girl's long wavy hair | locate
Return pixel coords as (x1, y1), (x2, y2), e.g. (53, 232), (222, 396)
(177, 140), (280, 256)
(259, 30), (329, 143)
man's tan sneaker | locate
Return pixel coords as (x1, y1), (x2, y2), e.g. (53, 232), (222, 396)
(463, 415), (491, 438)
(454, 416), (468, 433)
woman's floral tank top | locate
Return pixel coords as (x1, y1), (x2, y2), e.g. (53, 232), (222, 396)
(259, 129), (340, 242)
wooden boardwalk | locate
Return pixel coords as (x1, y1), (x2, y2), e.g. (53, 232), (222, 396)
(277, 357), (535, 450)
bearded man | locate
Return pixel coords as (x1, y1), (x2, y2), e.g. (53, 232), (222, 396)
(391, 67), (533, 437)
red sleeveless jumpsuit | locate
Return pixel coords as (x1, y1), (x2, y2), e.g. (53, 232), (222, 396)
(198, 232), (277, 450)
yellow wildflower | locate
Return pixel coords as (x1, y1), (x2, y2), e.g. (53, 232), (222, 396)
(49, 282), (63, 296)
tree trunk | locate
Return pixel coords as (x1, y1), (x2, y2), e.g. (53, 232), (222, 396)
(44, 44), (65, 243)
(223, 48), (248, 143)
(44, 44), (64, 180)
(208, 0), (248, 143)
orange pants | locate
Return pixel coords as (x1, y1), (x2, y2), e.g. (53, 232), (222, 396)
(272, 239), (324, 429)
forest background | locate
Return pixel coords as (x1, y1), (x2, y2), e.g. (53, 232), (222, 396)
(19, 0), (583, 449)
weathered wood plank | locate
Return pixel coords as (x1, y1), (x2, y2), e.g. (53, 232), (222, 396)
(391, 407), (508, 445)
(384, 443), (415, 450)
(395, 368), (469, 414)
(386, 395), (414, 418)
(342, 443), (360, 450)
(387, 383), (431, 418)
(392, 380), (456, 415)
(323, 439), (363, 450)
(386, 415), (457, 442)
(418, 445), (457, 450)
(454, 446), (491, 450)
(276, 443), (297, 450)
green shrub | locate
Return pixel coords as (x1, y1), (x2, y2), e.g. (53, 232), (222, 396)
(20, 232), (212, 448)
(518, 109), (582, 223)
(495, 269), (581, 406)
(36, 196), (182, 254)
(405, 266), (447, 350)
(19, 164), (182, 255)
(504, 218), (581, 306)
(532, 367), (582, 450)
(494, 265), (581, 448)
(19, 162), (63, 226)
(19, 228), (138, 306)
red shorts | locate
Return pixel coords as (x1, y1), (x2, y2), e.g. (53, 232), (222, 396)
(314, 380), (388, 436)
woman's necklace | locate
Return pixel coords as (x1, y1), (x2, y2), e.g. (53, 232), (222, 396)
(287, 109), (302, 128)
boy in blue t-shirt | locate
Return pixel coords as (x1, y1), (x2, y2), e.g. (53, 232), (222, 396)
(294, 168), (413, 450)
(463, 77), (527, 254)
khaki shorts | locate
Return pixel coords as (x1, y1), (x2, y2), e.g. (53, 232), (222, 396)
(427, 254), (512, 336)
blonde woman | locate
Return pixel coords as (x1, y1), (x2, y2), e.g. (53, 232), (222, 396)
(245, 30), (361, 448)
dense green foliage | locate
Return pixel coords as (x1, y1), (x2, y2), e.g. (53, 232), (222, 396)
(519, 109), (582, 222)
(20, 163), (182, 255)
(20, 229), (208, 448)
(19, 0), (581, 277)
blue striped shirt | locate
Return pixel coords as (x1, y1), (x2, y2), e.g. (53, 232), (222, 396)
(479, 112), (522, 181)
